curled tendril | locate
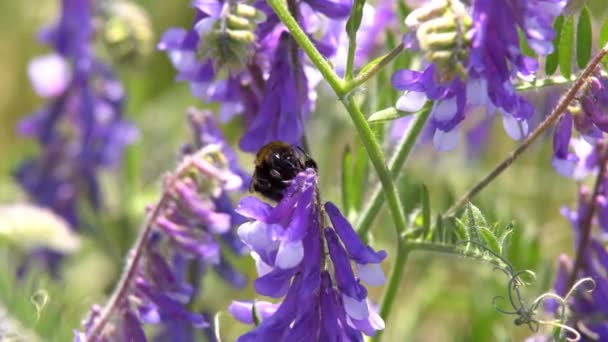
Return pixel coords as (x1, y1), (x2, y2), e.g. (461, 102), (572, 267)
(454, 239), (594, 341)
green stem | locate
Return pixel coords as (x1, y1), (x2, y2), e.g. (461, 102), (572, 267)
(372, 241), (409, 342)
(515, 75), (577, 92)
(342, 97), (408, 235)
(344, 20), (357, 81)
(343, 43), (404, 95)
(443, 44), (608, 218)
(266, 0), (344, 95)
(357, 102), (433, 240)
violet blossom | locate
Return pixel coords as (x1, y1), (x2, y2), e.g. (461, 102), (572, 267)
(159, 0), (350, 153)
(229, 169), (386, 340)
(551, 70), (608, 177)
(75, 109), (248, 341)
(541, 186), (608, 340)
(391, 0), (565, 151)
(16, 0), (138, 227)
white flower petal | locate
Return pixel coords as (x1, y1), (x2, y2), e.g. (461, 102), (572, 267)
(502, 114), (528, 140)
(275, 240), (304, 269)
(28, 54), (71, 97)
(396, 91), (427, 112)
(466, 78), (487, 106)
(252, 252), (273, 277)
(552, 157), (575, 178)
(432, 97), (458, 122)
(356, 263), (386, 286)
(433, 127), (460, 151)
(342, 294), (370, 321)
(237, 221), (279, 252)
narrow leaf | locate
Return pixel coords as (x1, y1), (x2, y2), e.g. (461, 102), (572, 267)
(518, 31), (536, 57)
(545, 15), (564, 75)
(576, 7), (592, 69)
(453, 218), (469, 242)
(478, 227), (501, 255)
(420, 184), (431, 239)
(341, 146), (353, 214)
(359, 54), (385, 75)
(351, 142), (368, 211)
(498, 226), (513, 256)
(600, 16), (608, 49)
(559, 16), (575, 79)
(368, 107), (413, 123)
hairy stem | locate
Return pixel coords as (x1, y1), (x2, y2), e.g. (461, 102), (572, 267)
(268, 0), (408, 235)
(443, 45), (608, 218)
(342, 97), (408, 235)
(372, 241), (409, 342)
(567, 143), (608, 289)
(356, 102), (433, 240)
(86, 159), (194, 341)
(344, 43), (405, 95)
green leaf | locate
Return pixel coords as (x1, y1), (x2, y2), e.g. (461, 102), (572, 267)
(341, 146), (353, 214)
(518, 31), (535, 58)
(359, 54), (385, 75)
(545, 15), (564, 75)
(576, 7), (592, 69)
(453, 218), (469, 242)
(462, 202), (487, 229)
(559, 16), (575, 79)
(420, 184), (431, 239)
(600, 16), (608, 49)
(397, 0), (410, 22)
(351, 141), (368, 212)
(368, 107), (414, 123)
(498, 223), (514, 256)
(478, 227), (501, 255)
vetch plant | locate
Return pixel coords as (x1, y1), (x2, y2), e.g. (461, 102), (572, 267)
(4, 0), (608, 341)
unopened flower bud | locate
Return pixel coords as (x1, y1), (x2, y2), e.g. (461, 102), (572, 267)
(97, 0), (154, 66)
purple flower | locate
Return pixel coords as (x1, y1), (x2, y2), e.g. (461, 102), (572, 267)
(392, 0), (565, 151)
(159, 0), (347, 154)
(76, 108), (249, 340)
(543, 184), (608, 340)
(16, 0), (138, 227)
(239, 33), (314, 152)
(231, 169), (386, 340)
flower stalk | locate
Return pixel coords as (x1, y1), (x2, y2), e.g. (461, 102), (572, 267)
(85, 157), (197, 341)
(567, 143), (608, 289)
(443, 44), (608, 218)
(356, 102), (433, 241)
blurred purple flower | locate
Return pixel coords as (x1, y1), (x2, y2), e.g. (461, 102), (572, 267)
(239, 33), (314, 152)
(76, 142), (246, 341)
(16, 0), (137, 227)
(538, 180), (608, 340)
(392, 0), (565, 151)
(231, 169), (386, 340)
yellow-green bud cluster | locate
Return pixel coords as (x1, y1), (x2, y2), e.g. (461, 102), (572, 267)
(96, 0), (154, 66)
(198, 3), (266, 72)
(406, 0), (472, 83)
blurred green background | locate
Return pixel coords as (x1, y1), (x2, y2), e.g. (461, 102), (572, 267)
(1, 0), (608, 341)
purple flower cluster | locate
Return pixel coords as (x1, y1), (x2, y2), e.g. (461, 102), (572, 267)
(229, 169), (386, 340)
(544, 185), (608, 340)
(16, 0), (138, 226)
(552, 70), (608, 177)
(391, 0), (565, 151)
(75, 112), (248, 341)
(158, 0), (352, 152)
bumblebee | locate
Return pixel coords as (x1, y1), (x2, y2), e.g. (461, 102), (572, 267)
(251, 141), (317, 201)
